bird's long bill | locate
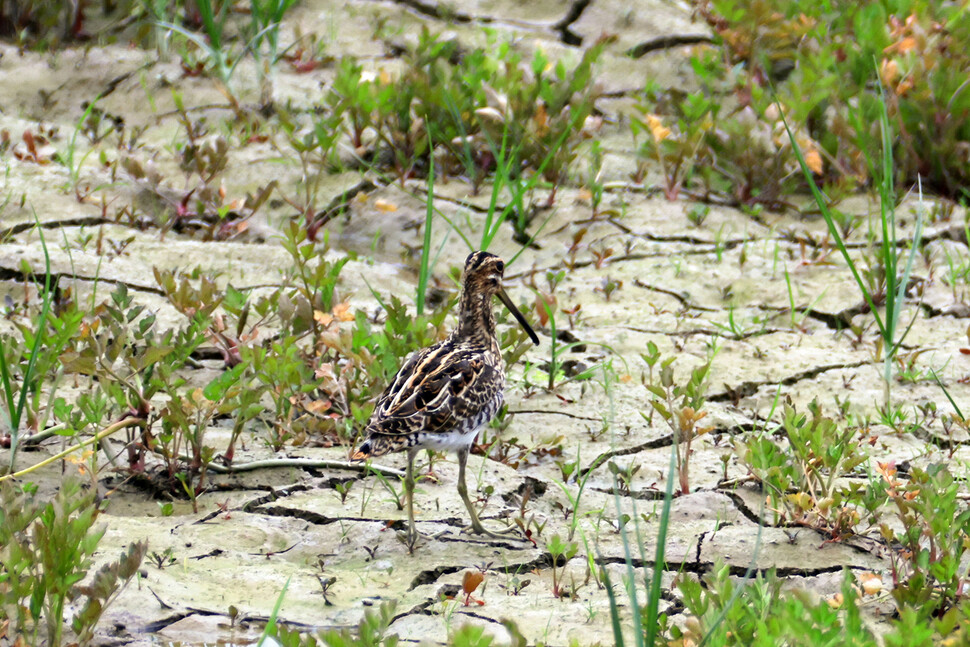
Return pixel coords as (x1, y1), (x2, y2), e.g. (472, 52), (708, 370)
(497, 288), (540, 345)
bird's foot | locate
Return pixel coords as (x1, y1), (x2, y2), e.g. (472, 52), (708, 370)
(396, 526), (447, 553)
(421, 468), (442, 485)
(396, 527), (424, 553)
(461, 521), (529, 542)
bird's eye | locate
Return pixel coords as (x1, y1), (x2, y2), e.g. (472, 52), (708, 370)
(495, 261), (504, 273)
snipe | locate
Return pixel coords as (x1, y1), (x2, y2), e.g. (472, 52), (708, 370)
(351, 251), (539, 550)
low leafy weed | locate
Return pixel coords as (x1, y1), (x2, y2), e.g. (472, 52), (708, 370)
(643, 351), (713, 495)
(672, 561), (879, 646)
(262, 600), (400, 647)
(0, 478), (146, 647)
(738, 400), (876, 537)
(545, 533), (579, 599)
(879, 462), (970, 619)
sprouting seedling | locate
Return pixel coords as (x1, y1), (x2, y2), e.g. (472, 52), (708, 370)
(545, 533), (579, 598)
(551, 445), (598, 542)
(334, 479), (354, 504)
(462, 569), (486, 606)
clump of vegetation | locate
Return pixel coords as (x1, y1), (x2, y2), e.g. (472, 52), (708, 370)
(318, 29), (609, 197)
(666, 558), (970, 645)
(738, 400), (875, 535)
(0, 0), (93, 47)
(637, 1), (970, 205)
(644, 350), (713, 495)
(0, 478), (146, 647)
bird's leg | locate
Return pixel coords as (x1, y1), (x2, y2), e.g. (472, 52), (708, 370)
(456, 448), (520, 539)
(404, 447), (420, 552)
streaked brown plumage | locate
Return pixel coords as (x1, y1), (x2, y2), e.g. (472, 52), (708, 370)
(352, 251), (539, 549)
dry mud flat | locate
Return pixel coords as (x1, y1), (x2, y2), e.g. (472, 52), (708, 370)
(1, 1), (969, 645)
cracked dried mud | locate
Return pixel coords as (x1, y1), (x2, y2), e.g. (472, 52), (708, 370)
(1, 0), (969, 645)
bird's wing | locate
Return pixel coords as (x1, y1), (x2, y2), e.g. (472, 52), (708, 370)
(369, 343), (502, 436)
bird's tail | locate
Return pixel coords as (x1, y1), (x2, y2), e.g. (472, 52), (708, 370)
(349, 442), (370, 461)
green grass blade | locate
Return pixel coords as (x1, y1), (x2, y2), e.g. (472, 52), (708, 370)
(506, 207), (557, 266)
(8, 215), (54, 469)
(601, 562), (627, 647)
(778, 105), (888, 342)
(0, 340), (17, 435)
(416, 132), (435, 315)
(482, 109), (584, 250)
(480, 125), (512, 250)
(875, 74), (898, 345)
(443, 93), (478, 186)
(931, 370), (965, 420)
(256, 574), (291, 647)
(643, 433), (676, 646)
(156, 21), (218, 58)
(888, 178), (925, 359)
(428, 205), (472, 251)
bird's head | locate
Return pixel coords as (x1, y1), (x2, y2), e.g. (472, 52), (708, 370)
(461, 251), (539, 346)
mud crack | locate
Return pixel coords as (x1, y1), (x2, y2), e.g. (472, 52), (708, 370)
(409, 552), (558, 591)
(239, 483), (313, 513)
(0, 216), (113, 239)
(251, 505), (343, 525)
(595, 554), (853, 579)
(581, 436), (673, 478)
(0, 262), (165, 296)
(633, 279), (718, 311)
(551, 0), (590, 46)
(626, 34), (714, 58)
(509, 409), (602, 422)
(708, 360), (871, 403)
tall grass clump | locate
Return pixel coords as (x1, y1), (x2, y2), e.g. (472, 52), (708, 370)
(694, 0), (970, 201)
(0, 221), (53, 472)
(783, 77), (924, 407)
(639, 3), (970, 206)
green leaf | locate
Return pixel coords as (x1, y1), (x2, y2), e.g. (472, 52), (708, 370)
(135, 345), (174, 371)
(203, 362), (247, 401)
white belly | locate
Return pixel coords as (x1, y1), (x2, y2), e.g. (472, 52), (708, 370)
(415, 425), (483, 451)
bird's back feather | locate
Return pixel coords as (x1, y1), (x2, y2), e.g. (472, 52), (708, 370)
(356, 337), (504, 456)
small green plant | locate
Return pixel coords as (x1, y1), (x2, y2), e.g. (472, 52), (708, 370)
(643, 352), (713, 495)
(782, 267), (827, 331)
(879, 462), (970, 619)
(551, 445), (600, 542)
(246, 340), (320, 451)
(631, 86), (713, 200)
(0, 478), (146, 646)
(275, 108), (345, 236)
(0, 220), (55, 471)
(739, 400), (876, 536)
(334, 479), (354, 504)
(56, 96), (105, 202)
(585, 140), (606, 217)
(148, 546), (177, 569)
(58, 281), (212, 483)
(318, 600), (398, 647)
(545, 533), (578, 599)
